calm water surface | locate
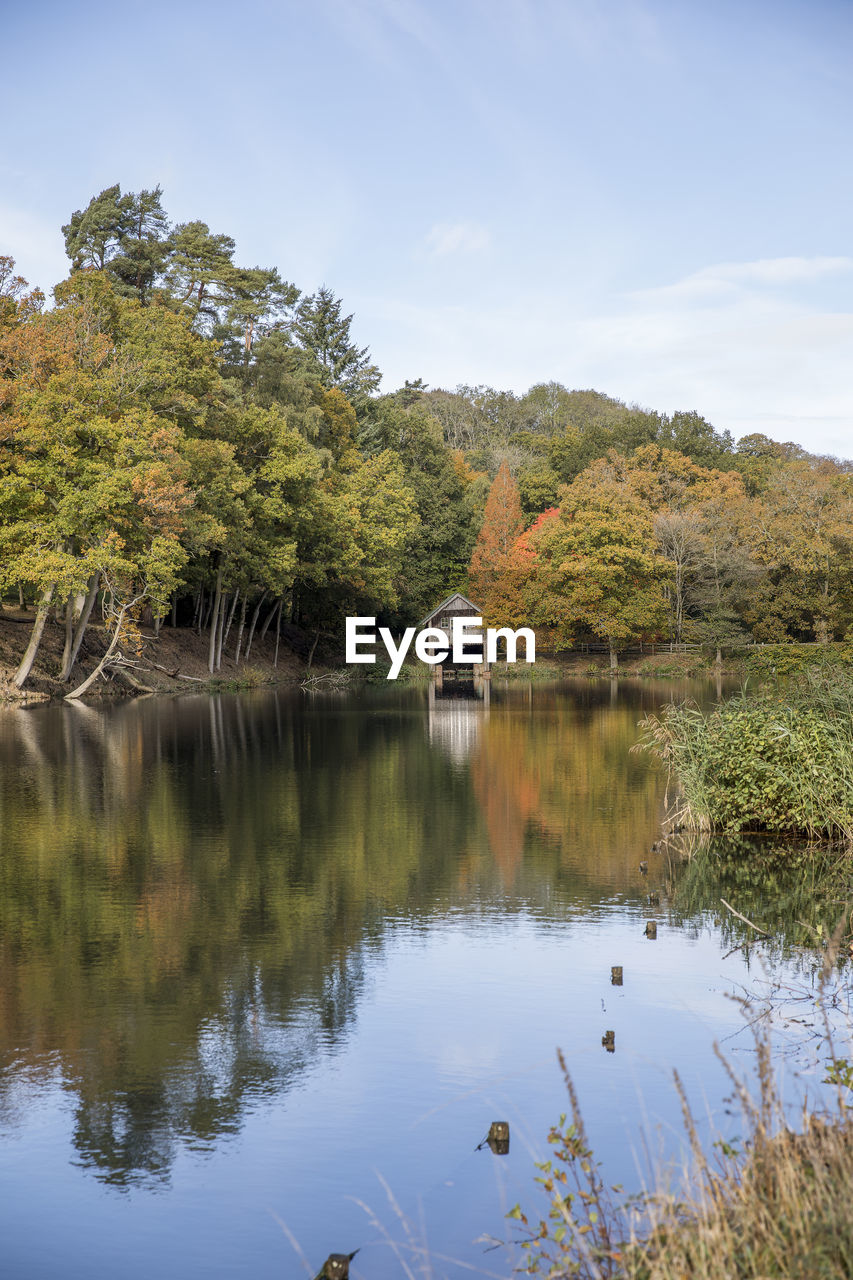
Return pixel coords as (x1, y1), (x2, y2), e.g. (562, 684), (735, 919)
(0, 680), (838, 1278)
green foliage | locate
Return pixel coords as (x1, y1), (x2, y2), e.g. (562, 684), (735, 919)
(0, 273), (193, 614)
(360, 399), (485, 619)
(824, 1058), (853, 1096)
(63, 184), (170, 304)
(744, 642), (853, 680)
(8, 181), (853, 684)
(293, 286), (380, 402)
(636, 671), (853, 840)
(528, 459), (670, 656)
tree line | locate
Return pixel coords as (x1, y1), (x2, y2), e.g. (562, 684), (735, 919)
(469, 447), (853, 669)
(1, 181), (851, 689)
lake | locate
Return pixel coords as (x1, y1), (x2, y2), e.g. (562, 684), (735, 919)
(0, 680), (840, 1279)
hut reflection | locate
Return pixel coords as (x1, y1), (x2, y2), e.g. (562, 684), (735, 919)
(427, 683), (489, 761)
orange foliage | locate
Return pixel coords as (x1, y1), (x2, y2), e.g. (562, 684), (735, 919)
(468, 461), (527, 625)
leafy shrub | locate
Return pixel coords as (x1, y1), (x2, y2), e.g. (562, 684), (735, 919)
(745, 642), (853, 681)
(635, 671), (853, 840)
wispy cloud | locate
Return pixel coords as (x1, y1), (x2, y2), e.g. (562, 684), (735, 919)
(423, 221), (491, 257)
(635, 255), (853, 304)
(364, 254), (853, 458)
(567, 258), (853, 455)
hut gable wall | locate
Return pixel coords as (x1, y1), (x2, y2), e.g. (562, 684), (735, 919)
(419, 593), (482, 633)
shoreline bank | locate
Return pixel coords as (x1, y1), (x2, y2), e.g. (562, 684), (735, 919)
(4, 609), (848, 704)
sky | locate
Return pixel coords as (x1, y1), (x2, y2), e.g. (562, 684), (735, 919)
(3, 0), (852, 456)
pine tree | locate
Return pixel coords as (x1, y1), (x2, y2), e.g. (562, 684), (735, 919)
(293, 286), (380, 400)
(62, 184), (133, 271)
(163, 220), (236, 325)
(62, 184), (170, 303)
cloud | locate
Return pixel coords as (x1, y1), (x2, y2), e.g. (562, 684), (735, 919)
(423, 221), (491, 257)
(364, 255), (853, 459)
(566, 259), (853, 456)
(636, 255), (853, 304)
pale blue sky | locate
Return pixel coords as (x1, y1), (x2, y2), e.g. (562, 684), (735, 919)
(3, 0), (852, 454)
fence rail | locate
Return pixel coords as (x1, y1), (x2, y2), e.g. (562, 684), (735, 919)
(555, 640), (832, 658)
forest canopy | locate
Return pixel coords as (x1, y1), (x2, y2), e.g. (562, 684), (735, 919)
(2, 182), (852, 688)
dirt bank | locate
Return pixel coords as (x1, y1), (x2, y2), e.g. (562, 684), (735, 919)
(0, 608), (320, 703)
(1, 608), (738, 704)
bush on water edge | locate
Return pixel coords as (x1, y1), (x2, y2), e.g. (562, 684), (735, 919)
(743, 641), (853, 681)
(634, 670), (853, 842)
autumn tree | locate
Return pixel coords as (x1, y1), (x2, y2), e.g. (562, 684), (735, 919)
(0, 273), (194, 686)
(468, 462), (526, 624)
(528, 460), (670, 670)
(690, 474), (760, 660)
(747, 459), (853, 642)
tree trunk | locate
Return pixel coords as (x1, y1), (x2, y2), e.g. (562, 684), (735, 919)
(18, 584), (25, 610)
(675, 563), (684, 644)
(14, 583), (56, 688)
(221, 589), (239, 657)
(59, 572), (100, 682)
(171, 593), (177, 628)
(208, 566), (223, 674)
(273, 599), (283, 668)
(609, 641), (618, 673)
(258, 599), (280, 642)
(234, 595), (248, 664)
(194, 587), (204, 634)
(202, 589), (216, 633)
(60, 591), (76, 680)
(306, 628), (320, 671)
(65, 602), (132, 701)
(215, 589), (229, 671)
(243, 591), (268, 662)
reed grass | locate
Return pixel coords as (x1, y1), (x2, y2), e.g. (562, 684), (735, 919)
(634, 670), (853, 842)
(511, 938), (853, 1280)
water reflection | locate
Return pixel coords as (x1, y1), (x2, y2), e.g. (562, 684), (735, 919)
(427, 685), (488, 761)
(1, 677), (844, 1273)
(0, 682), (674, 1189)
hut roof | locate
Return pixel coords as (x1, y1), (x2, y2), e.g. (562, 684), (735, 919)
(420, 592), (482, 628)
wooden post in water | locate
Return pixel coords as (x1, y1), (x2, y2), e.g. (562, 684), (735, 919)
(319, 1252), (357, 1279)
(611, 966), (623, 985)
(487, 1120), (510, 1154)
(645, 921), (657, 939)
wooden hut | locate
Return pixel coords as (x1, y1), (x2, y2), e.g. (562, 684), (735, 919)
(420, 592), (490, 688)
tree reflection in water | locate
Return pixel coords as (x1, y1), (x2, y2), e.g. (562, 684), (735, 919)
(3, 678), (820, 1190)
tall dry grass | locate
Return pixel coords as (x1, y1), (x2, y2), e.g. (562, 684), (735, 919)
(511, 925), (853, 1280)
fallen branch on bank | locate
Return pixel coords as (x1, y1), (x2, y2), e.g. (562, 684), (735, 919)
(300, 671), (351, 691)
